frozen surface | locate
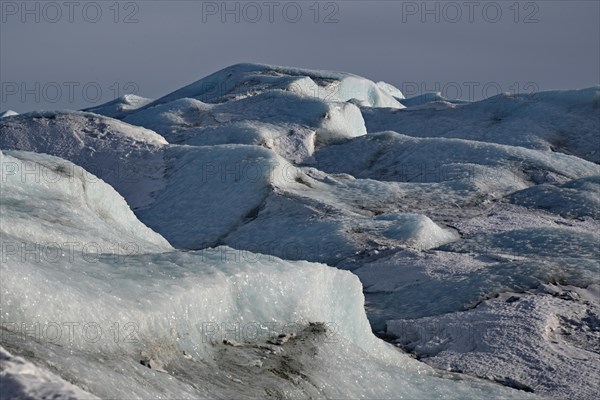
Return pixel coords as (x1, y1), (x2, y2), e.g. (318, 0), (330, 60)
(387, 285), (600, 400)
(0, 152), (528, 399)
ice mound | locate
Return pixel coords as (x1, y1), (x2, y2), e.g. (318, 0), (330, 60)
(135, 144), (313, 249)
(0, 150), (172, 252)
(0, 111), (168, 208)
(82, 94), (153, 119)
(115, 63), (405, 162)
(217, 178), (460, 264)
(160, 120), (316, 164)
(0, 110), (18, 119)
(0, 110), (167, 147)
(135, 63), (404, 110)
(508, 176), (600, 218)
(124, 90), (367, 161)
(376, 81), (406, 100)
(371, 213), (458, 248)
(387, 284), (600, 400)
(363, 87), (600, 162)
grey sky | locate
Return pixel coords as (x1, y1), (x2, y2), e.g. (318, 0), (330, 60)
(1, 0), (599, 113)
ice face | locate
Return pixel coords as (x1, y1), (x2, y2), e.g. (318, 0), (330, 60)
(0, 150), (171, 253)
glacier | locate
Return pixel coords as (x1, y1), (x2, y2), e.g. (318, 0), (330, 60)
(1, 63), (598, 399)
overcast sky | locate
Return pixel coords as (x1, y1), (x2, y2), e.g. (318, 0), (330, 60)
(1, 0), (599, 112)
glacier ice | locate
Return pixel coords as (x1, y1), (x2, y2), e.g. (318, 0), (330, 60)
(1, 63), (599, 399)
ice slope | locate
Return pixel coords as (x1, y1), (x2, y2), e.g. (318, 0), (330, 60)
(0, 151), (529, 399)
(135, 144), (311, 249)
(82, 94), (153, 119)
(0, 111), (168, 209)
(387, 285), (600, 400)
(0, 150), (171, 252)
(362, 87), (600, 163)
